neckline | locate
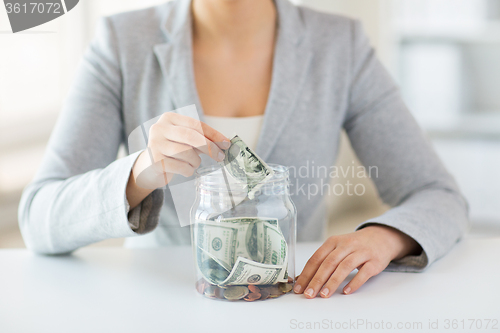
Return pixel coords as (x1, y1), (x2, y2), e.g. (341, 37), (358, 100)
(203, 115), (265, 120)
(157, 0), (307, 160)
(187, 1), (280, 133)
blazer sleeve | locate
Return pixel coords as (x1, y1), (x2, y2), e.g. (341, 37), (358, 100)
(18, 18), (164, 255)
(343, 20), (469, 272)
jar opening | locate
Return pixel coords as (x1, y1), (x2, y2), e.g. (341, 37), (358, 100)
(195, 164), (289, 192)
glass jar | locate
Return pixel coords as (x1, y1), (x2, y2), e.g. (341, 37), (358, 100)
(190, 164), (296, 301)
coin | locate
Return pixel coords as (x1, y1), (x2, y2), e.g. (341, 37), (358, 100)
(244, 292), (261, 301)
(204, 285), (217, 298)
(259, 289), (270, 300)
(279, 283), (293, 293)
(248, 285), (260, 293)
(224, 286), (249, 301)
(214, 286), (225, 299)
(196, 279), (206, 294)
(268, 286), (283, 296)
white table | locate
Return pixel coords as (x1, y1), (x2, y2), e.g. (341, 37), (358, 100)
(1, 238), (499, 333)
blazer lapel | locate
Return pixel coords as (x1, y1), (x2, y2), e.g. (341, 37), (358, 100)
(153, 0), (204, 120)
(256, 0), (312, 161)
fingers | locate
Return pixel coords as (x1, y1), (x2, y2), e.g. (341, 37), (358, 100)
(294, 228), (398, 299)
(135, 112), (230, 190)
(134, 154), (195, 189)
(164, 125), (225, 162)
(164, 112), (230, 150)
(294, 238), (336, 294)
(301, 247), (355, 299)
(342, 262), (381, 295)
(152, 140), (202, 169)
(319, 253), (368, 298)
(155, 156), (196, 178)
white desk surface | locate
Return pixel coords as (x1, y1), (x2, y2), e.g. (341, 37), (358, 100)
(1, 237), (499, 333)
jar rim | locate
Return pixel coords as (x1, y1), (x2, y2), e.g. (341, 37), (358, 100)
(195, 163), (289, 188)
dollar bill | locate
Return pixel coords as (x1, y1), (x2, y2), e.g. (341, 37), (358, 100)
(194, 221), (238, 272)
(220, 216), (278, 227)
(198, 246), (230, 273)
(261, 222), (289, 282)
(194, 218), (266, 284)
(219, 217), (280, 262)
(221, 135), (274, 199)
(194, 217), (289, 286)
(219, 217), (264, 262)
(262, 222), (287, 266)
(222, 257), (283, 286)
(198, 256), (231, 285)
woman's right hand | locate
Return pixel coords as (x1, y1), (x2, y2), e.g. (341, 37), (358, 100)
(127, 112), (230, 208)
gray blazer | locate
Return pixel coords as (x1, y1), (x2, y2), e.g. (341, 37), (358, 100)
(19, 0), (469, 271)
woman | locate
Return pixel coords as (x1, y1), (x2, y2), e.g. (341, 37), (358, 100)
(19, 0), (468, 299)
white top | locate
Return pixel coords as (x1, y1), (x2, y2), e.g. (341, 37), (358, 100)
(204, 115), (264, 151)
(1, 238), (499, 333)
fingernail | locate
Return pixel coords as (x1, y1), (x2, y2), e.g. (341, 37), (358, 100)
(344, 287), (351, 295)
(218, 152), (225, 161)
(293, 284), (301, 293)
(304, 288), (314, 298)
(221, 140), (230, 149)
(320, 288), (329, 297)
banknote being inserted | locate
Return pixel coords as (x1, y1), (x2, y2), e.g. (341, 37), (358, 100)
(221, 135), (274, 199)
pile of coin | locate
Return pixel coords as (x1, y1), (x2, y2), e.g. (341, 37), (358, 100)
(196, 278), (294, 301)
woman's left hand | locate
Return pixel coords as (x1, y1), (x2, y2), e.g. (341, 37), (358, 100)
(294, 225), (421, 298)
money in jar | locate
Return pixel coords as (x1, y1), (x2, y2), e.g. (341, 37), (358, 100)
(190, 136), (297, 301)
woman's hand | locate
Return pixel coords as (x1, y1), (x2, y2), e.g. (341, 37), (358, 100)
(294, 225), (421, 298)
(139, 112), (229, 178)
(127, 112), (230, 208)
